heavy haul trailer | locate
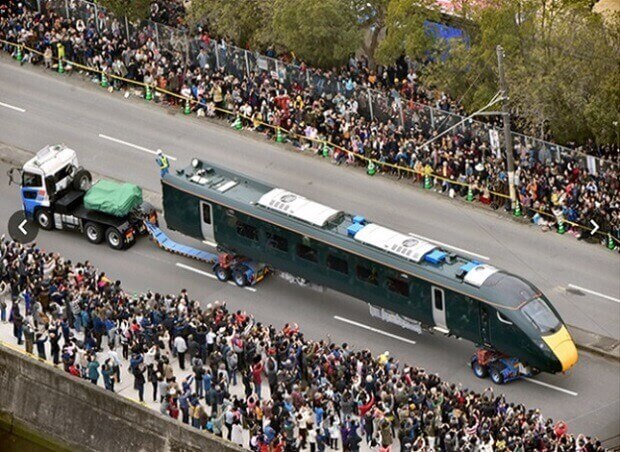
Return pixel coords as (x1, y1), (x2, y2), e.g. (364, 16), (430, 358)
(161, 158), (579, 381)
(10, 145), (156, 250)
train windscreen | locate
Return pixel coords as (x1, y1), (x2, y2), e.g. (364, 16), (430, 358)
(521, 298), (561, 334)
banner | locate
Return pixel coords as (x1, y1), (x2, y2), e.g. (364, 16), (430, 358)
(489, 129), (501, 158)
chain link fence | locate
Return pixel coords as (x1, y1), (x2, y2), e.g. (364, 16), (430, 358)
(32, 0), (615, 174)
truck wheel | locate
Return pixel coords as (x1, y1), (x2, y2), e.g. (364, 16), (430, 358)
(471, 358), (488, 379)
(73, 169), (92, 191)
(84, 222), (104, 244)
(490, 366), (505, 385)
(35, 209), (53, 230)
(105, 227), (124, 250)
(233, 268), (248, 287)
(214, 264), (230, 282)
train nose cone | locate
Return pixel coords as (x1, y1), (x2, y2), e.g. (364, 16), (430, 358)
(542, 326), (578, 372)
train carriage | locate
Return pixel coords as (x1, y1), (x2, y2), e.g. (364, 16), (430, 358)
(161, 159), (578, 378)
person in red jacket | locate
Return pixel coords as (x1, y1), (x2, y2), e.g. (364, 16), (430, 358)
(252, 357), (264, 400)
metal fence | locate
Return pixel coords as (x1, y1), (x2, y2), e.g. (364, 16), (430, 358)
(32, 0), (614, 174)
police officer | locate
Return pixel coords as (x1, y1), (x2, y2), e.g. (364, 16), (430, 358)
(156, 149), (169, 177)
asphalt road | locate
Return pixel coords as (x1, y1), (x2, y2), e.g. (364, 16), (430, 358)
(0, 56), (619, 441)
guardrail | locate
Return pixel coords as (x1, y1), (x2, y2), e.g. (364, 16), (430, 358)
(1, 38), (617, 246)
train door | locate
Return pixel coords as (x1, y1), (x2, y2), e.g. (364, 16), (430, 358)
(199, 201), (214, 242)
(431, 286), (448, 331)
(479, 304), (491, 346)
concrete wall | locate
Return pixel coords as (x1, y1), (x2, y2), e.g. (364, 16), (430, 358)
(0, 344), (243, 452)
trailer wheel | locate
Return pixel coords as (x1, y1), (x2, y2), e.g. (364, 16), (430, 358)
(105, 227), (124, 250)
(73, 169), (92, 191)
(214, 264), (230, 282)
(35, 208), (53, 230)
(233, 268), (248, 287)
(490, 366), (505, 385)
(84, 222), (104, 244)
(471, 358), (488, 379)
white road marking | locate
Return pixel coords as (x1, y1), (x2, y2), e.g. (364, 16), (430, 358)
(176, 262), (257, 292)
(567, 284), (620, 304)
(408, 232), (490, 261)
(0, 101), (25, 113)
(98, 133), (177, 161)
(523, 377), (578, 396)
(18, 220), (28, 235)
(334, 316), (416, 345)
(176, 262), (216, 279)
(228, 281), (257, 292)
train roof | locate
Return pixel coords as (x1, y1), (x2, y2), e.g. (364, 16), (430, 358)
(163, 160), (541, 311)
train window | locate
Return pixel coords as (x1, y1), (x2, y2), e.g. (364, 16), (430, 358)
(266, 232), (288, 252)
(297, 244), (318, 263)
(433, 287), (444, 310)
(521, 298), (561, 333)
(327, 254), (348, 274)
(201, 204), (212, 224)
(236, 221), (259, 242)
(356, 265), (378, 285)
(387, 277), (409, 297)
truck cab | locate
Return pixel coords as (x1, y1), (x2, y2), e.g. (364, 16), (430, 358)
(10, 144), (155, 250)
(15, 144), (92, 227)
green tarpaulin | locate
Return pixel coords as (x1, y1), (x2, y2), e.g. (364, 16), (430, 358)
(83, 179), (143, 217)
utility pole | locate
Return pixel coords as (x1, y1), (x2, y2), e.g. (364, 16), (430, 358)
(496, 45), (517, 210)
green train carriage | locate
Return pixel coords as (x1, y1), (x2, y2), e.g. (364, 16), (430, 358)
(161, 159), (578, 379)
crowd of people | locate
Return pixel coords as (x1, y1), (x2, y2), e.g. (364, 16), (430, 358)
(0, 237), (606, 451)
(0, 1), (618, 244)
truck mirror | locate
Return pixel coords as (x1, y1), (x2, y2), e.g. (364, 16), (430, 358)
(7, 167), (22, 186)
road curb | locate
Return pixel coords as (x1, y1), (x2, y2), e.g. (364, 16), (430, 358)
(569, 324), (620, 362)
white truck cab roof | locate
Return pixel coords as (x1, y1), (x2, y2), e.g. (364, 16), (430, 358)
(23, 144), (78, 177)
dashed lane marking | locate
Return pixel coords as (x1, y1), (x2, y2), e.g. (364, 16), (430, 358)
(523, 377), (578, 396)
(176, 262), (217, 279)
(567, 284), (620, 304)
(0, 101), (26, 113)
(334, 316), (416, 345)
(98, 133), (177, 161)
(408, 232), (490, 261)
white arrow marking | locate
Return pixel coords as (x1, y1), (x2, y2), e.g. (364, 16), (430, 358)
(589, 219), (599, 235)
(18, 220), (28, 235)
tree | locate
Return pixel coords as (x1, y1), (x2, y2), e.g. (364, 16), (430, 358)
(271, 0), (362, 69)
(188, 0), (275, 49)
(96, 0), (151, 22)
(352, 0), (389, 66)
(374, 0), (441, 65)
(423, 0), (620, 145)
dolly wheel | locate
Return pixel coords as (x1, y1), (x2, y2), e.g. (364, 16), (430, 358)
(471, 358), (488, 379)
(214, 264), (231, 282)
